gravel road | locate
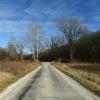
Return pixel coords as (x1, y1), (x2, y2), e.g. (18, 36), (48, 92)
(0, 62), (100, 100)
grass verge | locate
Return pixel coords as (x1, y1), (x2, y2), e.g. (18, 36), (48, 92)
(51, 62), (100, 96)
(0, 61), (40, 92)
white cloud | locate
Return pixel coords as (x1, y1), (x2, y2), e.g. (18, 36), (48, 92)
(24, 0), (77, 21)
(24, 0), (83, 24)
(93, 16), (100, 21)
(0, 9), (17, 18)
(0, 20), (31, 33)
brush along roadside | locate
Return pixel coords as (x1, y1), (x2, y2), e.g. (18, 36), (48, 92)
(0, 61), (41, 92)
(51, 62), (100, 97)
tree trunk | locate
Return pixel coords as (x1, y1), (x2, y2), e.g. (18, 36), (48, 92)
(70, 46), (73, 63)
(32, 51), (36, 61)
(20, 55), (23, 60)
(36, 41), (39, 60)
(36, 29), (39, 60)
(33, 54), (36, 61)
(19, 53), (23, 60)
(36, 52), (38, 61)
(70, 50), (73, 63)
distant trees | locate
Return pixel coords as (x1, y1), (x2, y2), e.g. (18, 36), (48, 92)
(0, 17), (100, 63)
(26, 22), (44, 61)
(8, 35), (27, 60)
(0, 48), (9, 60)
(7, 41), (18, 60)
(39, 17), (100, 63)
(2, 22), (45, 61)
(1, 22), (45, 61)
(74, 31), (100, 62)
(0, 20), (46, 61)
(58, 17), (86, 62)
(0, 41), (18, 60)
(49, 35), (66, 59)
(40, 30), (100, 62)
(39, 35), (70, 62)
(16, 39), (26, 60)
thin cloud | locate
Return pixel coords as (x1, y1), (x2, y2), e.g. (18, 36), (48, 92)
(0, 20), (31, 33)
(0, 0), (100, 47)
(93, 16), (100, 21)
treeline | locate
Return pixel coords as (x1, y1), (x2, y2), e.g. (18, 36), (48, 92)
(74, 31), (100, 62)
(0, 22), (44, 61)
(39, 30), (100, 62)
(0, 17), (100, 62)
(39, 17), (100, 63)
(0, 43), (30, 61)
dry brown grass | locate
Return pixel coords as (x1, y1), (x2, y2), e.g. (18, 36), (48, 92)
(0, 72), (14, 82)
(51, 62), (100, 96)
(0, 61), (33, 74)
(0, 60), (40, 91)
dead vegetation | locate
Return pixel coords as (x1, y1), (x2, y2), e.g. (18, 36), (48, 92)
(0, 61), (33, 74)
(52, 62), (100, 96)
(0, 72), (13, 82)
(0, 61), (40, 91)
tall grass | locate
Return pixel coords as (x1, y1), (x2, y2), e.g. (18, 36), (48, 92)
(52, 62), (100, 96)
(0, 60), (40, 91)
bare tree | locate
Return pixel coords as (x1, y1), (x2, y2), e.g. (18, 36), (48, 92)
(58, 17), (85, 62)
(16, 41), (24, 60)
(50, 35), (66, 48)
(7, 41), (18, 60)
(27, 22), (44, 61)
(13, 36), (26, 60)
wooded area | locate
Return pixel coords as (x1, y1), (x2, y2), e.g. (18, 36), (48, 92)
(0, 17), (100, 63)
(39, 18), (100, 62)
(40, 30), (100, 62)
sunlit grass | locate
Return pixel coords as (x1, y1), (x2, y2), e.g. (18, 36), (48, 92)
(0, 61), (40, 92)
(52, 62), (100, 96)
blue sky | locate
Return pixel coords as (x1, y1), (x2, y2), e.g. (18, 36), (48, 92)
(0, 0), (100, 47)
